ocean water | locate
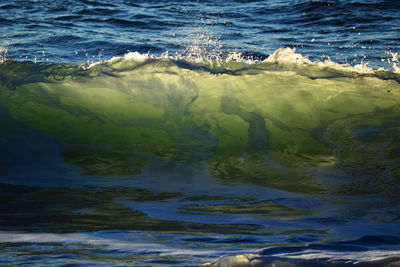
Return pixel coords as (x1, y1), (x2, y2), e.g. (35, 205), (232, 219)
(1, 0), (400, 266)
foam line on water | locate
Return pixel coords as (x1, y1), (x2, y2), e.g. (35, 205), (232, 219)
(0, 231), (231, 257)
(207, 249), (400, 266)
(95, 47), (400, 76)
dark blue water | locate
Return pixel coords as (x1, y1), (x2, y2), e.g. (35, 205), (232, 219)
(1, 0), (400, 69)
(1, 0), (400, 266)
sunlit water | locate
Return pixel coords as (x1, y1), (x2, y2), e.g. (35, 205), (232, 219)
(1, 1), (400, 266)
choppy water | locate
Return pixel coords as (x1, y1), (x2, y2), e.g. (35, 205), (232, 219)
(1, 0), (400, 266)
(2, 0), (400, 68)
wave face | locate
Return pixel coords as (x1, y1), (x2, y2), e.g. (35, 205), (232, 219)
(2, 51), (400, 193)
(1, 52), (400, 265)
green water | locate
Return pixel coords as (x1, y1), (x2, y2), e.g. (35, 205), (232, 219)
(1, 57), (399, 195)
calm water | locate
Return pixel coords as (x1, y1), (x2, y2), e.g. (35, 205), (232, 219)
(1, 0), (400, 266)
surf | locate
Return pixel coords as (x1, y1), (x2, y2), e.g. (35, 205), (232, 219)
(0, 48), (399, 195)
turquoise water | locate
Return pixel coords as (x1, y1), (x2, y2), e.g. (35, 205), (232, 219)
(1, 0), (400, 266)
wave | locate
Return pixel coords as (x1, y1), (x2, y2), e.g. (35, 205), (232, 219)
(1, 48), (400, 195)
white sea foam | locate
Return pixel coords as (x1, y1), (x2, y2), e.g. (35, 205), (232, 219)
(264, 47), (312, 65)
(274, 249), (400, 263)
(95, 47), (400, 76)
(264, 47), (375, 74)
(202, 254), (263, 267)
(207, 249), (400, 266)
(0, 231), (219, 257)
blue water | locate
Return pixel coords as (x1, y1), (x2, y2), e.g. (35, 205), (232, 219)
(1, 0), (400, 266)
(1, 0), (400, 69)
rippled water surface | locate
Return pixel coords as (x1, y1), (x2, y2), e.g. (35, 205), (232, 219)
(2, 0), (400, 67)
(1, 0), (400, 266)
